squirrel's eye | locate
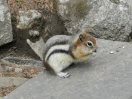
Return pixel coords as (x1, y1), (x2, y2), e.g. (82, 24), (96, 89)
(87, 41), (93, 47)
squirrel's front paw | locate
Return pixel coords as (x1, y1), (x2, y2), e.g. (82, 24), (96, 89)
(57, 72), (70, 78)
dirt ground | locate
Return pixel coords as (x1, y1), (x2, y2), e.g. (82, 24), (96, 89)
(0, 36), (45, 97)
(0, 31), (46, 98)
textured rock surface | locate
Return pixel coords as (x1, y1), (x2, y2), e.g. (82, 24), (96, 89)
(125, 0), (132, 7)
(17, 10), (42, 29)
(0, 0), (13, 46)
(56, 0), (132, 42)
(0, 77), (27, 87)
(3, 39), (132, 99)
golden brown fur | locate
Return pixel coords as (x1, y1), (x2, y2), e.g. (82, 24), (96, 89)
(71, 29), (97, 61)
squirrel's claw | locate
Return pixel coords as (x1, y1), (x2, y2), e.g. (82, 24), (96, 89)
(57, 72), (70, 78)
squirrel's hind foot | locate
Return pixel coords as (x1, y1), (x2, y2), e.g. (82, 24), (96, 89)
(57, 72), (70, 78)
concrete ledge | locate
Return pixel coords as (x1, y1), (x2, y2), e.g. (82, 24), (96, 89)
(3, 39), (132, 99)
(0, 77), (27, 87)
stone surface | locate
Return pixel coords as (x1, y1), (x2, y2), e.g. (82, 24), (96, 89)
(56, 0), (132, 42)
(17, 10), (42, 29)
(125, 0), (132, 7)
(0, 77), (27, 87)
(3, 39), (132, 99)
(0, 0), (13, 46)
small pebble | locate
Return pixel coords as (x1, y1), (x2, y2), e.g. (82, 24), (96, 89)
(122, 46), (125, 48)
(110, 51), (114, 54)
(29, 30), (39, 37)
(8, 67), (14, 71)
(30, 69), (35, 74)
(5, 66), (9, 71)
(29, 74), (37, 78)
(15, 68), (23, 73)
(5, 66), (13, 71)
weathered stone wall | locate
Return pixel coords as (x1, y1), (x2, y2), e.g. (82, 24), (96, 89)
(56, 0), (132, 42)
(0, 0), (13, 46)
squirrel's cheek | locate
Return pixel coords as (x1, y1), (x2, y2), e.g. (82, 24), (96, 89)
(82, 47), (92, 54)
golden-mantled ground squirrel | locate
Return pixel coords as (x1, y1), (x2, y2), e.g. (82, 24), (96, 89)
(1, 29), (97, 78)
(43, 29), (97, 78)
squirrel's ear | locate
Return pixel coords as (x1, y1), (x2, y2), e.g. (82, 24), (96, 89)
(83, 28), (88, 33)
(79, 34), (84, 42)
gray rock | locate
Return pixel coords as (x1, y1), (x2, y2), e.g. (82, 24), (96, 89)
(56, 0), (132, 42)
(3, 39), (132, 99)
(17, 10), (42, 29)
(125, 0), (132, 7)
(0, 77), (27, 87)
(0, 0), (13, 46)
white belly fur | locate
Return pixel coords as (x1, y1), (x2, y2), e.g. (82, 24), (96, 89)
(48, 53), (73, 73)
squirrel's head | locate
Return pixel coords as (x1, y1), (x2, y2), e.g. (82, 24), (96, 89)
(73, 29), (98, 58)
(79, 29), (97, 52)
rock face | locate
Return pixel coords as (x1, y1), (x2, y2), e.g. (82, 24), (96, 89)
(56, 0), (132, 42)
(125, 0), (132, 7)
(0, 0), (13, 46)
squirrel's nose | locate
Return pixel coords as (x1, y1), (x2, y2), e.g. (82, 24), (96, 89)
(93, 47), (98, 52)
(93, 49), (97, 52)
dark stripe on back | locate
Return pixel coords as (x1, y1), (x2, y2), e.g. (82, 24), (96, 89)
(43, 41), (68, 59)
(46, 49), (69, 61)
(44, 40), (76, 61)
(51, 41), (68, 47)
(45, 41), (68, 54)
